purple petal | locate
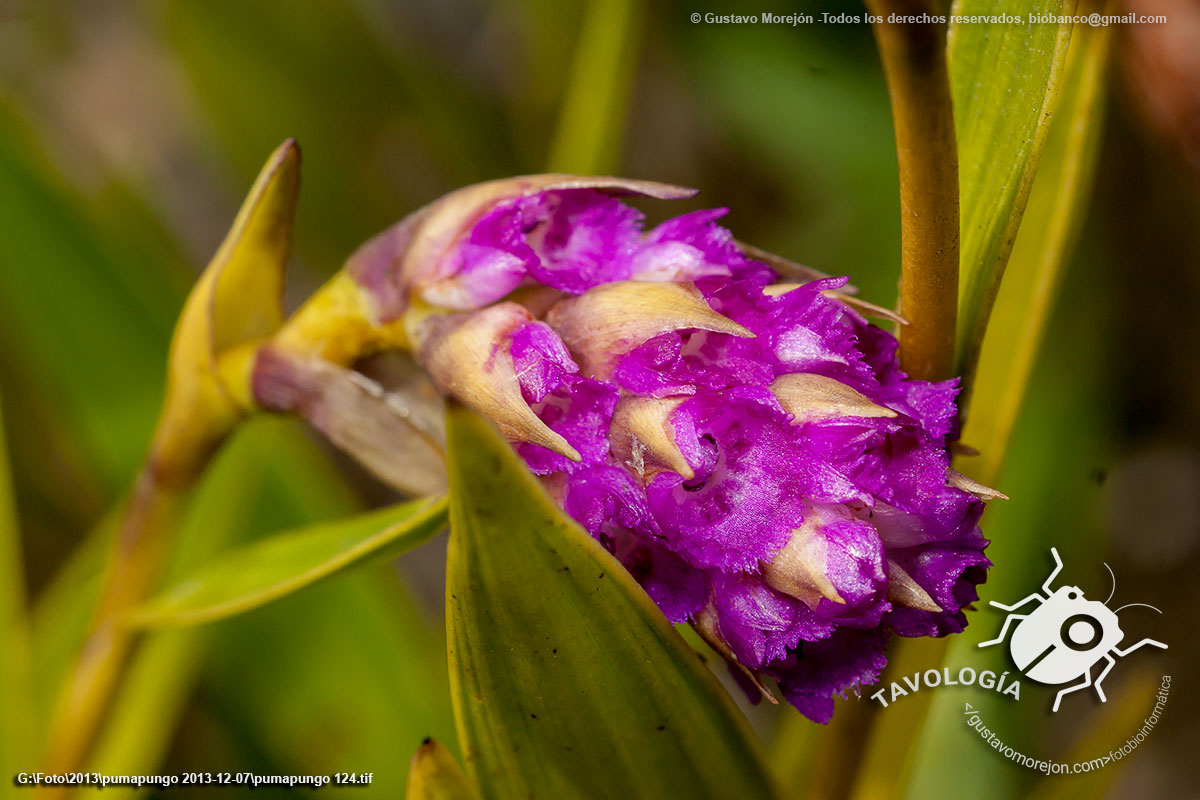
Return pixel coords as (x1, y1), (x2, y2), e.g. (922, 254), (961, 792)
(518, 378), (619, 474)
(646, 389), (811, 571)
(884, 528), (991, 637)
(814, 516), (890, 628)
(511, 321), (579, 404)
(525, 191), (642, 293)
(772, 628), (889, 725)
(711, 572), (834, 669)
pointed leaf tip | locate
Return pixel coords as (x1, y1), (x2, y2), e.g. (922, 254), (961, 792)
(407, 737), (477, 800)
(151, 141), (305, 481)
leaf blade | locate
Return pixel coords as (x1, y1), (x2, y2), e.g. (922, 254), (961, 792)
(407, 738), (479, 800)
(129, 494), (447, 629)
(950, 0), (1077, 384)
(853, 19), (1114, 799)
(444, 405), (776, 800)
(959, 14), (1111, 484)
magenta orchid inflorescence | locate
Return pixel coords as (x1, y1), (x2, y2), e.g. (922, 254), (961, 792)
(352, 177), (995, 723)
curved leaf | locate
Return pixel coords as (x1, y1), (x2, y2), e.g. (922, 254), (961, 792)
(128, 494), (447, 628)
(407, 737), (479, 800)
(904, 17), (1116, 800)
(148, 138), (301, 479)
(950, 0), (1077, 384)
(444, 405), (777, 800)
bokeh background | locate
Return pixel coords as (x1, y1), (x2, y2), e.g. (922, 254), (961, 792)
(1, 0), (1197, 797)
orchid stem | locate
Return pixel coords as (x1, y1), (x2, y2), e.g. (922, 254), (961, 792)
(867, 2), (960, 382)
(38, 269), (401, 786)
(39, 424), (226, 790)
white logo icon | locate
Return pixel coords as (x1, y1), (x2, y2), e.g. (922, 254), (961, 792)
(978, 548), (1166, 712)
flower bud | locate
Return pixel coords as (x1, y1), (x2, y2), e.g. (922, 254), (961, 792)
(760, 516), (845, 608)
(330, 176), (999, 723)
(761, 504), (890, 628)
(886, 558), (943, 612)
(412, 303), (580, 461)
(769, 373), (897, 425)
(609, 396), (694, 480)
(544, 281), (753, 378)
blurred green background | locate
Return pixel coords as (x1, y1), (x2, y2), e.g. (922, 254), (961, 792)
(1, 0), (1196, 797)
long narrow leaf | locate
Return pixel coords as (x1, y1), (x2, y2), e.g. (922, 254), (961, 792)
(129, 494), (447, 629)
(903, 16), (1116, 800)
(842, 13), (1108, 798)
(545, 0), (641, 174)
(959, 14), (1111, 485)
(950, 0), (1077, 385)
(444, 405), (776, 800)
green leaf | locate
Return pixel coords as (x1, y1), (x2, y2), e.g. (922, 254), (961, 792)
(904, 19), (1115, 800)
(146, 138), (301, 485)
(444, 405), (777, 800)
(950, 0), (1077, 383)
(204, 565), (455, 798)
(848, 25), (1113, 798)
(129, 494), (447, 629)
(86, 421), (277, 778)
(0, 392), (36, 779)
(60, 419), (453, 794)
(407, 738), (479, 800)
(545, 0), (641, 174)
(958, 14), (1111, 485)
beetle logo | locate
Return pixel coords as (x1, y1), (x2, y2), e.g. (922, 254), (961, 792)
(978, 548), (1166, 712)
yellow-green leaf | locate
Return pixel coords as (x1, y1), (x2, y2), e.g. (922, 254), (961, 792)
(959, 13), (1111, 485)
(950, 0), (1077, 384)
(444, 405), (777, 800)
(545, 0), (642, 175)
(205, 139), (297, 356)
(864, 18), (1114, 800)
(128, 494), (447, 629)
(150, 139), (301, 483)
(901, 17), (1115, 800)
(0, 393), (35, 780)
(407, 737), (479, 800)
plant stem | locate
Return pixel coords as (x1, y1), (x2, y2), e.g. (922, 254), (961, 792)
(38, 271), (399, 784)
(811, 8), (959, 799)
(40, 425), (225, 785)
(867, 1), (960, 381)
